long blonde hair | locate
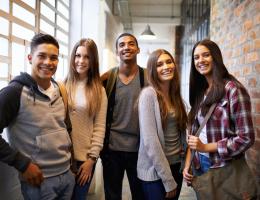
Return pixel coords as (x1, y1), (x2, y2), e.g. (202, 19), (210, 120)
(65, 38), (102, 116)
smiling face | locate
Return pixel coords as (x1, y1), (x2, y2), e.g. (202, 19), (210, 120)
(28, 43), (59, 84)
(116, 35), (140, 62)
(193, 45), (213, 78)
(74, 45), (89, 80)
(156, 53), (175, 83)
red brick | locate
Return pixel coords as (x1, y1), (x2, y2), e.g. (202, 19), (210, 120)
(231, 70), (241, 77)
(251, 139), (260, 151)
(243, 43), (251, 53)
(249, 30), (256, 39)
(255, 101), (260, 113)
(243, 66), (252, 75)
(239, 34), (247, 45)
(255, 64), (260, 73)
(248, 77), (257, 87)
(246, 52), (259, 63)
(244, 20), (253, 31)
(254, 12), (260, 25)
(234, 3), (244, 17)
(254, 39), (260, 50)
(249, 89), (260, 98)
(254, 115), (260, 127)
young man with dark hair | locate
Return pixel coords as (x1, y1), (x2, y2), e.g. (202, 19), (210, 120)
(101, 33), (146, 200)
(0, 33), (74, 199)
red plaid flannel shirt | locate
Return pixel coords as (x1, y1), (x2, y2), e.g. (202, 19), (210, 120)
(191, 81), (255, 168)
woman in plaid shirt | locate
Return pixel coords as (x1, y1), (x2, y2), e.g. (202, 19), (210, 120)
(183, 39), (255, 192)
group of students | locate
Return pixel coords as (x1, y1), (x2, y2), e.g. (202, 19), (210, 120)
(0, 32), (256, 200)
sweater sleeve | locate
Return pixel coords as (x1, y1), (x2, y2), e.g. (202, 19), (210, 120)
(0, 84), (31, 172)
(138, 87), (177, 192)
(89, 87), (108, 158)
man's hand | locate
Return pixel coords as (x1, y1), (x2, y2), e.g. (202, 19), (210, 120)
(21, 162), (44, 187)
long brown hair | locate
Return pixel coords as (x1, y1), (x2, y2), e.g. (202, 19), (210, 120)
(189, 39), (241, 124)
(147, 49), (187, 131)
(65, 38), (102, 116)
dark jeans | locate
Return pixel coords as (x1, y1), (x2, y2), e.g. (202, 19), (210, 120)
(102, 150), (144, 200)
(141, 162), (183, 200)
(72, 161), (95, 200)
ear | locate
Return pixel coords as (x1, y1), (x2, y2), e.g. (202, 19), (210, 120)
(137, 47), (140, 54)
(27, 54), (32, 64)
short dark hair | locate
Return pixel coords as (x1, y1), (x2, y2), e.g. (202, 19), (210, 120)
(115, 33), (139, 50)
(30, 33), (59, 53)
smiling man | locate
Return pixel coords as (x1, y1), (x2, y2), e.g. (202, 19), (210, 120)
(0, 33), (75, 200)
(100, 33), (147, 200)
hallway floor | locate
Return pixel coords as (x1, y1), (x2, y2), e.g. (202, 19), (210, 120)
(87, 160), (196, 200)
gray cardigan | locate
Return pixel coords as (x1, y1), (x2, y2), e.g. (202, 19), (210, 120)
(137, 86), (177, 192)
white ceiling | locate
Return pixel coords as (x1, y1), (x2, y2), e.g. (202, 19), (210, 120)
(113, 0), (183, 43)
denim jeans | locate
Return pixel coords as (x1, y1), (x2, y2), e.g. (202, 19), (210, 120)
(193, 154), (212, 176)
(102, 150), (144, 200)
(72, 161), (96, 200)
(21, 170), (75, 200)
(141, 162), (183, 200)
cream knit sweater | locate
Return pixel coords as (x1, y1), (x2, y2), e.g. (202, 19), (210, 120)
(69, 82), (107, 161)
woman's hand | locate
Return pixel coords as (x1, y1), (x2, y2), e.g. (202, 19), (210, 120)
(188, 135), (205, 152)
(77, 159), (95, 186)
(183, 167), (193, 186)
(165, 188), (177, 198)
(188, 135), (218, 153)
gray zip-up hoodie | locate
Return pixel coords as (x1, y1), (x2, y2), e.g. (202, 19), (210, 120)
(0, 72), (71, 178)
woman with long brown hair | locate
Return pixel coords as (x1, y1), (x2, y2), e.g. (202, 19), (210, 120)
(137, 49), (187, 200)
(183, 39), (256, 199)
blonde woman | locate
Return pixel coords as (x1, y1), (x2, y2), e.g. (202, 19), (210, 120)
(65, 38), (107, 200)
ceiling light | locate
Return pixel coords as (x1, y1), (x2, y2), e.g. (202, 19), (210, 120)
(139, 24), (156, 40)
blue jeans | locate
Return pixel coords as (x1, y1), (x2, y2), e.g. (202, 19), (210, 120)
(72, 161), (96, 200)
(21, 170), (75, 200)
(141, 162), (183, 200)
(102, 150), (144, 200)
(193, 154), (212, 176)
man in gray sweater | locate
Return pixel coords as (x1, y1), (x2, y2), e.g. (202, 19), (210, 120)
(101, 33), (147, 200)
(0, 33), (74, 199)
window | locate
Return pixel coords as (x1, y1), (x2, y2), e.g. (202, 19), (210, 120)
(0, 0), (70, 89)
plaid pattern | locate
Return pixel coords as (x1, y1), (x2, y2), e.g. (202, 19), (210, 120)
(191, 81), (255, 168)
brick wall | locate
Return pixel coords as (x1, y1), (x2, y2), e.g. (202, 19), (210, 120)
(210, 0), (260, 183)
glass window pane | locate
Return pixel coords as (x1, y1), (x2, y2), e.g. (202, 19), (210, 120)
(0, 37), (8, 56)
(0, 17), (9, 36)
(21, 0), (36, 9)
(46, 0), (55, 8)
(57, 1), (69, 19)
(56, 56), (65, 80)
(63, 58), (68, 76)
(12, 23), (35, 41)
(0, 63), (8, 78)
(12, 43), (26, 76)
(41, 2), (55, 22)
(57, 30), (68, 44)
(40, 19), (55, 36)
(13, 3), (35, 26)
(0, 0), (9, 13)
(0, 81), (8, 90)
(62, 0), (70, 7)
(57, 15), (68, 32)
(59, 44), (68, 56)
